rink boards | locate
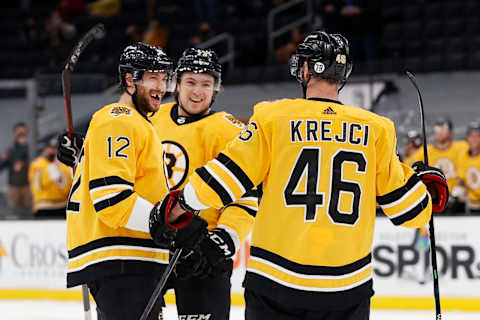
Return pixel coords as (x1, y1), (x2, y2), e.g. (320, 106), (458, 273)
(0, 217), (479, 310)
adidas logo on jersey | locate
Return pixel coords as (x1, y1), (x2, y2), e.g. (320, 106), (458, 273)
(323, 106), (336, 115)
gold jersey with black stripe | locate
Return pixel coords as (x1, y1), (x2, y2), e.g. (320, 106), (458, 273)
(66, 103), (170, 288)
(28, 157), (72, 211)
(182, 98), (432, 308)
(457, 148), (480, 210)
(150, 103), (257, 247)
(410, 140), (469, 192)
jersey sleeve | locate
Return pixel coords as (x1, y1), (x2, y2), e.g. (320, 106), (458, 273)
(86, 118), (153, 232)
(184, 109), (270, 210)
(375, 119), (432, 228)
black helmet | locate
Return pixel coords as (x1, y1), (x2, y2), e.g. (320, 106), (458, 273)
(406, 130), (422, 148)
(175, 48), (222, 91)
(118, 42), (174, 91)
(289, 31), (352, 90)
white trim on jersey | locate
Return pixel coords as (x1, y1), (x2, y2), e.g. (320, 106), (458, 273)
(203, 164), (237, 202)
(388, 191), (429, 219)
(379, 180), (423, 209)
(183, 183), (209, 210)
(89, 183), (133, 194)
(68, 245), (168, 263)
(92, 191), (122, 205)
(68, 255), (168, 273)
(212, 158), (247, 195)
(246, 268), (373, 292)
(124, 195), (154, 233)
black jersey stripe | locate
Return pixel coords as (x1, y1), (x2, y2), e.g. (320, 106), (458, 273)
(242, 189), (259, 199)
(196, 167), (233, 206)
(376, 174), (420, 205)
(250, 246), (371, 276)
(68, 236), (162, 259)
(89, 176), (134, 191)
(93, 189), (133, 212)
(67, 176), (81, 212)
(226, 203), (257, 217)
(390, 193), (430, 225)
(217, 153), (254, 191)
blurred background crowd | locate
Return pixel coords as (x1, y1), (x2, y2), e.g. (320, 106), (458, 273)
(0, 0), (479, 219)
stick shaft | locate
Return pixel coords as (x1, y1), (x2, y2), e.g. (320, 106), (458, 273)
(405, 70), (441, 319)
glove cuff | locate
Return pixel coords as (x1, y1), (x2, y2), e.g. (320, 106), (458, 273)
(207, 228), (236, 259)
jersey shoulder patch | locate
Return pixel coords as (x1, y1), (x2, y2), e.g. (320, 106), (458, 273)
(222, 113), (245, 129)
(109, 105), (132, 117)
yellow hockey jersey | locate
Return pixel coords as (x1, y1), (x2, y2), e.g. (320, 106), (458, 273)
(29, 157), (72, 211)
(66, 103), (170, 287)
(183, 98), (431, 308)
(410, 140), (468, 191)
(457, 149), (480, 210)
(150, 103), (256, 248)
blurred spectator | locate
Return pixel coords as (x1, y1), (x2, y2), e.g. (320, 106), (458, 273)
(29, 138), (72, 219)
(190, 0), (217, 27)
(320, 0), (382, 63)
(44, 9), (77, 67)
(0, 123), (32, 215)
(190, 22), (216, 46)
(275, 26), (308, 63)
(401, 130), (422, 167)
(143, 19), (168, 48)
(456, 121), (480, 215)
(410, 118), (469, 214)
(87, 0), (121, 17)
(125, 24), (143, 45)
(21, 16), (44, 50)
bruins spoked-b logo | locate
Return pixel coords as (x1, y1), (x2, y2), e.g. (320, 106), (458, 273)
(162, 141), (189, 189)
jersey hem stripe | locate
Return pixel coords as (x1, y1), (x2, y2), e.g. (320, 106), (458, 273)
(250, 246), (371, 276)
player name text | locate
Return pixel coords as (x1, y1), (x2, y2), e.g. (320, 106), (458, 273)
(290, 120), (369, 146)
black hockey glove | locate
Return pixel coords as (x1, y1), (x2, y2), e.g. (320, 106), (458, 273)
(412, 161), (449, 213)
(57, 132), (84, 167)
(198, 228), (236, 276)
(149, 190), (207, 249)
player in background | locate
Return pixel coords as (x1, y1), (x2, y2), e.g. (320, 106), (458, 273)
(151, 31), (449, 320)
(456, 121), (480, 214)
(29, 137), (72, 218)
(61, 43), (175, 320)
(401, 130), (422, 167)
(149, 47), (257, 319)
(410, 118), (468, 213)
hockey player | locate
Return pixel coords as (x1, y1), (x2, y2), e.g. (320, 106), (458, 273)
(151, 31), (449, 319)
(401, 130), (422, 167)
(456, 121), (480, 214)
(410, 118), (468, 213)
(63, 43), (176, 320)
(149, 48), (257, 319)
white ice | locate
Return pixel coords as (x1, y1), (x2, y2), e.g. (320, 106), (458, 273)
(0, 300), (479, 320)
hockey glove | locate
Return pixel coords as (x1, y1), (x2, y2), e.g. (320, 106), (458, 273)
(198, 228), (236, 277)
(57, 132), (84, 167)
(412, 161), (449, 213)
(149, 190), (207, 249)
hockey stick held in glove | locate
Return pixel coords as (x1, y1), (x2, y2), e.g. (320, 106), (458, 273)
(61, 23), (105, 320)
(405, 70), (442, 320)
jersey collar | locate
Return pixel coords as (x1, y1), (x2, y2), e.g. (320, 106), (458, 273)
(170, 104), (215, 125)
(307, 97), (343, 105)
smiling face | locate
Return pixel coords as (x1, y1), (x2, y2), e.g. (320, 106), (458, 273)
(177, 72), (215, 116)
(467, 130), (480, 154)
(125, 71), (168, 114)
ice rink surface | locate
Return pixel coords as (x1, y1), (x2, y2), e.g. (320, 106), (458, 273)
(0, 300), (479, 320)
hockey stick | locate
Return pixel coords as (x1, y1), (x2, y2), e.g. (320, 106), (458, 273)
(405, 70), (442, 320)
(61, 23), (105, 320)
(139, 248), (183, 320)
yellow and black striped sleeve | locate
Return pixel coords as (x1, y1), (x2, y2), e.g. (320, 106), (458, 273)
(376, 119), (432, 228)
(217, 188), (258, 249)
(184, 112), (269, 211)
(87, 119), (155, 232)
